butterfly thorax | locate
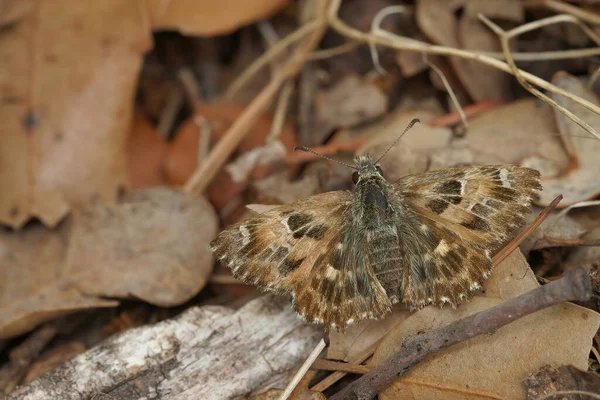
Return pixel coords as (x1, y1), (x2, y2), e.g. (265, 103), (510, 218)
(352, 155), (393, 223)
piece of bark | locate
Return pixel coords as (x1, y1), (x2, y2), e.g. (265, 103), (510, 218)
(8, 295), (324, 400)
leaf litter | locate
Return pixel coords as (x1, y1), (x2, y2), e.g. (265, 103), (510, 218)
(3, 0), (600, 398)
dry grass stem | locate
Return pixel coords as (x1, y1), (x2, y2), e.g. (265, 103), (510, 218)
(279, 338), (326, 400)
(326, 0), (600, 130)
(423, 53), (468, 128)
(310, 339), (382, 392)
(312, 359), (371, 375)
(224, 19), (321, 100)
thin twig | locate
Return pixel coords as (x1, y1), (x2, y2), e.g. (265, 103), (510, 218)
(423, 53), (468, 128)
(330, 267), (592, 400)
(269, 81), (294, 140)
(533, 0), (600, 26)
(157, 86), (184, 137)
(279, 339), (326, 400)
(307, 41), (360, 61)
(312, 359), (371, 375)
(534, 236), (600, 248)
(223, 19), (321, 100)
(310, 339), (383, 392)
(492, 195), (563, 265)
(428, 100), (500, 127)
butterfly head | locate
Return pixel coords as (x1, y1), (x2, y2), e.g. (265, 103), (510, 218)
(352, 155), (384, 184)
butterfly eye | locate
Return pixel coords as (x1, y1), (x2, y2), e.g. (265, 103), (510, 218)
(352, 171), (359, 184)
(376, 165), (384, 175)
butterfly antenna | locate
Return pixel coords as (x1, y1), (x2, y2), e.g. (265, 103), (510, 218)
(374, 118), (420, 164)
(294, 145), (357, 170)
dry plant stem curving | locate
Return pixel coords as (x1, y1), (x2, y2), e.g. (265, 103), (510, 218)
(325, 0), (600, 136)
(329, 267), (592, 400)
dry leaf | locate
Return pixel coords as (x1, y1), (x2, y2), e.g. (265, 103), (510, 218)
(66, 188), (217, 306)
(0, 224), (118, 339)
(252, 172), (319, 205)
(417, 0), (522, 102)
(357, 110), (452, 182)
(0, 0), (32, 27)
(126, 111), (169, 189)
(466, 99), (569, 168)
(147, 0), (290, 36)
(316, 74), (388, 129)
(534, 72), (600, 206)
(0, 188), (217, 339)
(523, 365), (600, 400)
(0, 0), (152, 229)
(371, 250), (600, 399)
(521, 210), (587, 254)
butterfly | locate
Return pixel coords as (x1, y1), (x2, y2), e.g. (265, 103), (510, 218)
(210, 119), (542, 330)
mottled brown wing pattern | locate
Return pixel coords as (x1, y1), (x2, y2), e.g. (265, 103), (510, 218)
(210, 191), (391, 329)
(392, 165), (541, 308)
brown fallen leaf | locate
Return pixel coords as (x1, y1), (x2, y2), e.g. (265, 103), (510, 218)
(0, 0), (152, 229)
(535, 72), (600, 206)
(0, 224), (118, 339)
(371, 250), (600, 399)
(65, 188), (217, 306)
(315, 74), (388, 129)
(466, 99), (569, 169)
(0, 188), (217, 339)
(147, 0), (290, 36)
(126, 111), (169, 189)
(417, 0), (523, 102)
(523, 365), (600, 400)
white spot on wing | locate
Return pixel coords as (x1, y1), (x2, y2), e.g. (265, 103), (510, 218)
(324, 266), (340, 280)
(420, 224), (429, 232)
(458, 179), (467, 195)
(434, 239), (450, 256)
(470, 282), (481, 290)
(346, 318), (355, 325)
(239, 225), (251, 246)
(440, 297), (450, 304)
(281, 217), (292, 233)
(499, 168), (511, 188)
